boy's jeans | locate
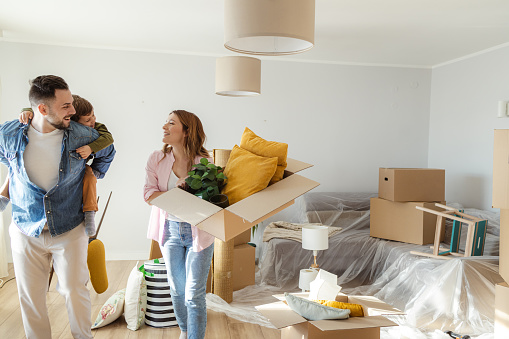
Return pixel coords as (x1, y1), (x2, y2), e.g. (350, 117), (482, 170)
(161, 220), (213, 339)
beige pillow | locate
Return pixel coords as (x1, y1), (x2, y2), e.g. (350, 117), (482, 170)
(240, 127), (288, 184)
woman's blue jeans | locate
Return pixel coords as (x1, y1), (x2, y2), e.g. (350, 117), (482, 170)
(160, 220), (214, 339)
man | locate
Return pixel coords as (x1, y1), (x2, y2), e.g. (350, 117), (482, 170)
(0, 75), (115, 339)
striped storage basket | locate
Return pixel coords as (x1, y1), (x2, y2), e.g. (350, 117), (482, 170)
(143, 259), (178, 328)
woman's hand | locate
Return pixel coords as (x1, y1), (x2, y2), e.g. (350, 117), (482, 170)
(176, 176), (188, 189)
(147, 191), (165, 205)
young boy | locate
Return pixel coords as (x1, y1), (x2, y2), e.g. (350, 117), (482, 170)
(0, 95), (114, 236)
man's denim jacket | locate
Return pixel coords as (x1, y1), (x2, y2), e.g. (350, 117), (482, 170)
(0, 120), (116, 237)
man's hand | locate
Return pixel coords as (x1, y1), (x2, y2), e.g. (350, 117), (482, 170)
(76, 145), (93, 159)
(19, 110), (33, 124)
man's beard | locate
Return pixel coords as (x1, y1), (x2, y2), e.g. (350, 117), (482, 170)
(46, 108), (72, 130)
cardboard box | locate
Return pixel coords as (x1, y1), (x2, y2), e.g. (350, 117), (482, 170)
(233, 244), (255, 291)
(500, 209), (509, 283)
(234, 229), (251, 246)
(495, 282), (509, 338)
(152, 158), (319, 241)
(256, 293), (403, 339)
(378, 168), (445, 202)
(370, 198), (445, 245)
(493, 130), (509, 208)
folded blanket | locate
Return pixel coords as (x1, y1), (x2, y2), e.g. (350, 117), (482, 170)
(262, 221), (342, 243)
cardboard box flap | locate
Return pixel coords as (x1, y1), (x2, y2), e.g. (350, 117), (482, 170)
(227, 174), (320, 223)
(311, 315), (397, 331)
(286, 158), (313, 174)
(151, 188), (222, 225)
(348, 295), (404, 316)
(273, 292), (309, 301)
(255, 301), (308, 329)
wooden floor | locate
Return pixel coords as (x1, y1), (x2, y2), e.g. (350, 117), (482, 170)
(0, 260), (281, 339)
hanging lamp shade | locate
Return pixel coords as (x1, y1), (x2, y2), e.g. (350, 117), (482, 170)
(215, 56), (261, 97)
(224, 0), (315, 56)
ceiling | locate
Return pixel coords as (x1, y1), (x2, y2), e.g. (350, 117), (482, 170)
(1, 0), (509, 68)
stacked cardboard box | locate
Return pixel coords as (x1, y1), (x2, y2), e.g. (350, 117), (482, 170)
(232, 229), (256, 291)
(370, 168), (446, 245)
(492, 130), (509, 338)
(206, 229), (255, 293)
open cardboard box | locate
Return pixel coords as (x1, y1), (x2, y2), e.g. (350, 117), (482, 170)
(256, 292), (403, 339)
(152, 158), (320, 241)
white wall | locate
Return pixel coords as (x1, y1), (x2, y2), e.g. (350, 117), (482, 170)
(428, 45), (509, 210)
(0, 41), (431, 260)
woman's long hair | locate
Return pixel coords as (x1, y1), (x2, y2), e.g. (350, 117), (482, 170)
(161, 110), (209, 168)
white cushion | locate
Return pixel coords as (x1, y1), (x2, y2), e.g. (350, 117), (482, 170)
(91, 288), (126, 329)
(125, 262), (147, 331)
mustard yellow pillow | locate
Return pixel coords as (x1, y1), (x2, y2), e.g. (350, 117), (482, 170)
(222, 145), (278, 205)
(313, 300), (364, 317)
(240, 127), (288, 184)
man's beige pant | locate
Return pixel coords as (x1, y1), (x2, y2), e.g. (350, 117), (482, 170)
(9, 223), (92, 339)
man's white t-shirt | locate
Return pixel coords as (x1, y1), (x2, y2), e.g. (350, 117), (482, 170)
(23, 126), (63, 192)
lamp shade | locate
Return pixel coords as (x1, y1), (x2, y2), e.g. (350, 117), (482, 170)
(224, 0), (315, 56)
(215, 56), (261, 97)
(302, 226), (328, 251)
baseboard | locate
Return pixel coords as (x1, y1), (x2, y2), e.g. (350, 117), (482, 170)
(105, 251), (150, 261)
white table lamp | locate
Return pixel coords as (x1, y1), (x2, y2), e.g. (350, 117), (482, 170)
(302, 225), (328, 269)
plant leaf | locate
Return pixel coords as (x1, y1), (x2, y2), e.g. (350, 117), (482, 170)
(200, 158), (209, 165)
(190, 178), (202, 190)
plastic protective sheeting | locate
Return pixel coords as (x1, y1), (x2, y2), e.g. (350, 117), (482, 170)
(205, 193), (502, 338)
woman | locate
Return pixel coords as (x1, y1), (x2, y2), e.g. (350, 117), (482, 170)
(144, 110), (215, 339)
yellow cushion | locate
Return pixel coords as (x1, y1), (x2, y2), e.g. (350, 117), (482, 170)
(88, 239), (108, 294)
(240, 127), (288, 184)
(313, 300), (365, 317)
(222, 145), (278, 205)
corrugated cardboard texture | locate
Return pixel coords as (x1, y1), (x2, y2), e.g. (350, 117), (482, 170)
(378, 168), (445, 202)
(370, 198), (445, 245)
(232, 244), (255, 291)
(493, 130), (509, 208)
(495, 282), (509, 338)
(500, 210), (509, 283)
(213, 238), (234, 303)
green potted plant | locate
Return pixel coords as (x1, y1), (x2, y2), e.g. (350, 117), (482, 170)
(184, 158), (228, 207)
